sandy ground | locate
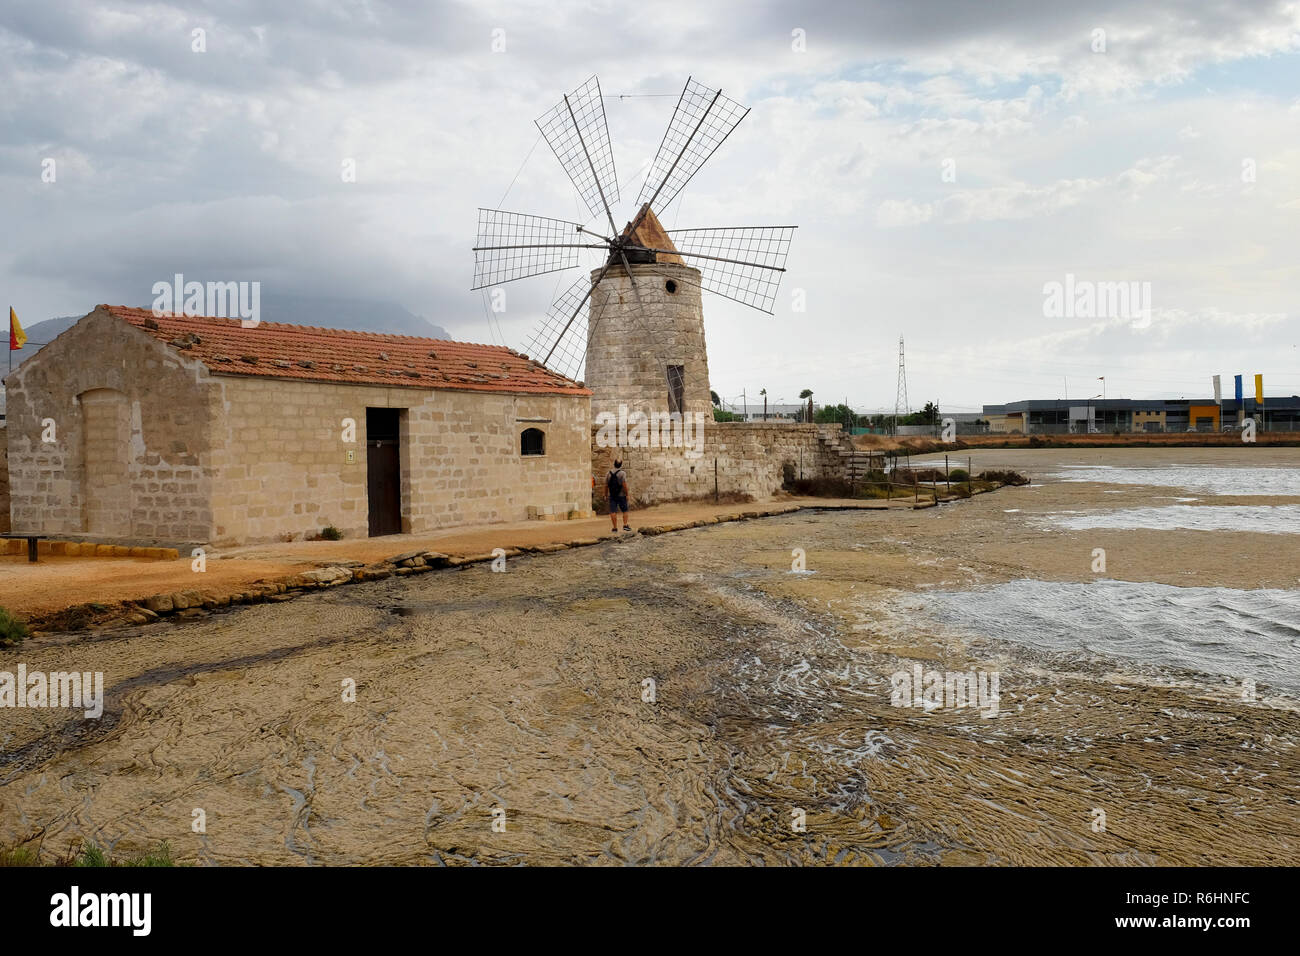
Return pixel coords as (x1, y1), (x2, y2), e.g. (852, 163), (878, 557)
(0, 446), (1296, 865)
(0, 497), (912, 618)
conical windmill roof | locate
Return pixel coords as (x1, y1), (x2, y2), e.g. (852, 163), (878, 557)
(620, 204), (683, 264)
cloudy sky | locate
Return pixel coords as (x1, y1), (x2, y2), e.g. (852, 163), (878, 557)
(2, 0), (1298, 412)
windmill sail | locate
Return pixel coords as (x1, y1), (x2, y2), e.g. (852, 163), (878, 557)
(664, 225), (796, 313)
(472, 208), (595, 289)
(521, 269), (610, 380)
(535, 75), (620, 229)
(636, 78), (750, 214)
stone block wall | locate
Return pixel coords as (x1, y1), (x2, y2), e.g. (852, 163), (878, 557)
(208, 376), (591, 546)
(591, 421), (846, 506)
(4, 309), (218, 544)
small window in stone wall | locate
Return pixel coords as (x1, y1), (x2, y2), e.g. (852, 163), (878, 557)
(667, 365), (685, 415)
(521, 427), (545, 456)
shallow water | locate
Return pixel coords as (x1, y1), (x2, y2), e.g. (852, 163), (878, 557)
(916, 579), (1300, 695)
(1038, 504), (1300, 534)
(1046, 464), (1300, 496)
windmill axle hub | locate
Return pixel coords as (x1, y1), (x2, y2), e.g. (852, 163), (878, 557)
(608, 236), (656, 265)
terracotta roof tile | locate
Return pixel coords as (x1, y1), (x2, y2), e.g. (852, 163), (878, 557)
(102, 306), (588, 396)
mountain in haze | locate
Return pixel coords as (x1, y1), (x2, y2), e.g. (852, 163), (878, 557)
(257, 295), (452, 341)
(6, 296), (453, 371)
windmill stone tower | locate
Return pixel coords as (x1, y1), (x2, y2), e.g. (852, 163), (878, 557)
(584, 206), (710, 421)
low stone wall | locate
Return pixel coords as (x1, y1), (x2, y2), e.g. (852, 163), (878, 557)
(2, 539), (177, 559)
(591, 421), (846, 506)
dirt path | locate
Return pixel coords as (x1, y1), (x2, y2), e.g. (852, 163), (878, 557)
(0, 447), (1296, 865)
(0, 497), (911, 618)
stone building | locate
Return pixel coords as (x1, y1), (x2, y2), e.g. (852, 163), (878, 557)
(4, 305), (591, 547)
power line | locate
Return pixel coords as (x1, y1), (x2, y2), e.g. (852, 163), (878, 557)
(478, 289), (501, 346)
(495, 131), (544, 209)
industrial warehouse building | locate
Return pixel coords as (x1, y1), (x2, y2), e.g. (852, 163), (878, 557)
(983, 397), (1300, 434)
(4, 306), (591, 547)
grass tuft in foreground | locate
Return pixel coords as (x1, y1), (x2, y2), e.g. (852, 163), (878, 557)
(0, 606), (30, 646)
(0, 840), (181, 867)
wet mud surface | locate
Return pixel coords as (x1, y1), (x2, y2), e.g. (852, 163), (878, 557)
(1, 447), (1297, 865)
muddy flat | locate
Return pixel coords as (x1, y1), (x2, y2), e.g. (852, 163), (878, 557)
(1, 446), (1296, 865)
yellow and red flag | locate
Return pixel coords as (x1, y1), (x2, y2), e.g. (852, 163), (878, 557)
(9, 307), (26, 351)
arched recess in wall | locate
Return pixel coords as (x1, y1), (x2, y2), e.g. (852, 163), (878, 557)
(78, 388), (131, 536)
(520, 427), (545, 456)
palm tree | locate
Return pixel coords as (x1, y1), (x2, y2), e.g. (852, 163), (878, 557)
(760, 388), (767, 421)
(799, 388), (813, 423)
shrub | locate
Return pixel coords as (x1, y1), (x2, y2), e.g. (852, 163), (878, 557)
(977, 469), (1030, 486)
(0, 607), (29, 646)
(948, 468), (969, 482)
(788, 477), (855, 497)
(320, 525), (343, 541)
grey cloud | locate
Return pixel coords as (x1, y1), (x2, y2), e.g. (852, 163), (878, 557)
(2, 0), (1297, 405)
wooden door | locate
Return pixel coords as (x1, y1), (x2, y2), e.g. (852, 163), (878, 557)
(366, 408), (402, 536)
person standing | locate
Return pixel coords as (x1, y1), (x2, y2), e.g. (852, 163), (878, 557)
(606, 459), (632, 533)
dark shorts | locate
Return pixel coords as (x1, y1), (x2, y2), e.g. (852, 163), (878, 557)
(610, 495), (629, 513)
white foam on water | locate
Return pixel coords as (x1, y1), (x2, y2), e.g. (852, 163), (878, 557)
(917, 579), (1300, 695)
(1046, 465), (1300, 496)
(1038, 504), (1300, 534)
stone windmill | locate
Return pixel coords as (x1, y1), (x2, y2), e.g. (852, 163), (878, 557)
(473, 76), (795, 421)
